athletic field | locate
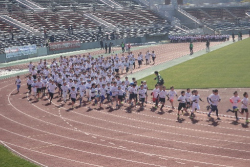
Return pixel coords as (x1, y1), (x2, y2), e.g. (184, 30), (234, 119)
(139, 38), (250, 89)
(0, 39), (249, 167)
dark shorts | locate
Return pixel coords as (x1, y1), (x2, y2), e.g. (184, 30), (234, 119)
(129, 94), (135, 100)
(211, 105), (218, 112)
(241, 108), (248, 113)
(118, 95), (123, 100)
(71, 98), (76, 103)
(28, 84), (31, 90)
(37, 88), (41, 93)
(159, 98), (165, 103)
(58, 84), (62, 89)
(140, 98), (145, 103)
(91, 96), (95, 100)
(115, 69), (119, 73)
(126, 67), (129, 72)
(138, 60), (142, 65)
(49, 92), (54, 98)
(178, 103), (186, 110)
(152, 57), (155, 61)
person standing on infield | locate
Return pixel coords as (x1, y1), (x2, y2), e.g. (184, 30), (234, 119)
(189, 42), (193, 55)
(154, 71), (164, 90)
(206, 40), (210, 52)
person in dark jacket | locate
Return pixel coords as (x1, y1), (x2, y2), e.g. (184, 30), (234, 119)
(105, 43), (108, 54)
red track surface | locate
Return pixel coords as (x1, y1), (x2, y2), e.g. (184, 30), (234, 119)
(1, 42), (249, 167)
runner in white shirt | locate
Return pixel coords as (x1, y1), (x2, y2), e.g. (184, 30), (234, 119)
(240, 92), (249, 123)
(191, 90), (203, 118)
(152, 84), (160, 109)
(70, 87), (77, 109)
(167, 86), (178, 109)
(110, 82), (118, 109)
(138, 85), (146, 108)
(48, 80), (57, 104)
(207, 89), (221, 120)
(177, 91), (188, 121)
(151, 51), (156, 65)
(36, 78), (43, 100)
(99, 84), (106, 108)
(15, 76), (21, 93)
(158, 86), (167, 111)
(117, 86), (125, 106)
(31, 79), (38, 98)
(27, 76), (33, 95)
(185, 88), (191, 109)
(227, 91), (241, 121)
(61, 82), (68, 103)
(79, 81), (86, 106)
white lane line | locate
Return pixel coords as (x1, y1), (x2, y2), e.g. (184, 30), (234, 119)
(67, 108), (250, 151)
(1, 141), (104, 167)
(23, 91), (250, 159)
(0, 128), (167, 167)
(0, 140), (48, 167)
(0, 116), (235, 167)
(176, 161), (186, 165)
(5, 89), (246, 166)
(53, 103), (250, 153)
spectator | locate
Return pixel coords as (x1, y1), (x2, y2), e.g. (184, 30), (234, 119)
(121, 42), (125, 53)
(108, 42), (112, 54)
(206, 40), (210, 52)
(100, 40), (104, 50)
(105, 42), (108, 54)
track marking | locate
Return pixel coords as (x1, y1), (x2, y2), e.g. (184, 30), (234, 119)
(1, 141), (104, 167)
(4, 88), (247, 166)
(0, 140), (48, 167)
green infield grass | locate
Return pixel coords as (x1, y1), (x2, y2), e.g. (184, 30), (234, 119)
(139, 38), (250, 89)
(0, 145), (38, 167)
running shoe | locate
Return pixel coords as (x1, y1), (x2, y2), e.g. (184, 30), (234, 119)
(226, 109), (231, 113)
(207, 114), (210, 117)
(236, 117), (240, 121)
(206, 105), (210, 111)
(217, 117), (221, 120)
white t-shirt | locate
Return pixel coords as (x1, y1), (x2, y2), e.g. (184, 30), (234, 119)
(111, 86), (118, 96)
(70, 90), (77, 99)
(159, 90), (167, 98)
(48, 83), (57, 93)
(61, 85), (69, 93)
(178, 95), (186, 103)
(138, 89), (146, 98)
(167, 90), (177, 100)
(192, 95), (200, 104)
(185, 92), (191, 102)
(230, 96), (240, 107)
(208, 94), (221, 106)
(153, 88), (160, 98)
(241, 97), (248, 109)
(16, 79), (21, 86)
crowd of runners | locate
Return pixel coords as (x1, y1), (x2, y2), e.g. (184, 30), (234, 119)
(14, 51), (249, 124)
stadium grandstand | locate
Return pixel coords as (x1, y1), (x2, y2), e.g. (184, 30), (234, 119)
(0, 0), (249, 56)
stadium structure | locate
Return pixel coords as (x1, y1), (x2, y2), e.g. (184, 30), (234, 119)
(0, 0), (249, 62)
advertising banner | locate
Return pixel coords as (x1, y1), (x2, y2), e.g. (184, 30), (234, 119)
(5, 45), (37, 59)
(49, 41), (81, 51)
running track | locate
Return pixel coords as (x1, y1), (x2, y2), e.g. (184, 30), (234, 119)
(0, 41), (249, 167)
